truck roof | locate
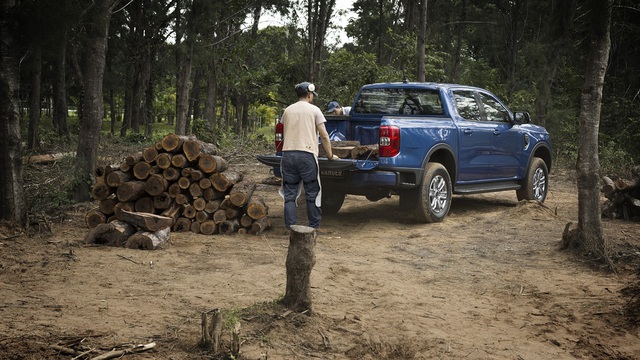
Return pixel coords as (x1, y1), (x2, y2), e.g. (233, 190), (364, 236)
(360, 82), (486, 92)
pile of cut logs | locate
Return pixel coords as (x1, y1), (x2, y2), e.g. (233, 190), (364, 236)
(84, 133), (271, 249)
(601, 166), (640, 221)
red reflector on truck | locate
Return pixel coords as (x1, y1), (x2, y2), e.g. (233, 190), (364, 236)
(275, 122), (283, 152)
(379, 125), (400, 157)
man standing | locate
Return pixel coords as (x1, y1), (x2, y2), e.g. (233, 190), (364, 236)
(280, 82), (337, 230)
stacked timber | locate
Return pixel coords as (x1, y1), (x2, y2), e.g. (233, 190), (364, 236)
(318, 140), (379, 160)
(85, 133), (272, 244)
(601, 166), (640, 221)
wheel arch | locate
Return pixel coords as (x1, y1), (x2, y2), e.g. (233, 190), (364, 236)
(531, 143), (553, 173)
(423, 144), (457, 184)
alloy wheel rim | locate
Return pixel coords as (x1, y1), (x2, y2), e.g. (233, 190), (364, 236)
(428, 175), (448, 215)
(532, 168), (546, 200)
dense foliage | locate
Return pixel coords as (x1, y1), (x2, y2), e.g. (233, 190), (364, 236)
(5, 0), (640, 210)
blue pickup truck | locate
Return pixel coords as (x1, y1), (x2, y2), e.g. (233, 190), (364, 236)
(257, 81), (552, 223)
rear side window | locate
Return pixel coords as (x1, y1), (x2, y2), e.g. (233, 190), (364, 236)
(352, 88), (444, 115)
(453, 90), (481, 121)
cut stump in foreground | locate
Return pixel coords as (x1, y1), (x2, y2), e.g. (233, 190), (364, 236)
(281, 225), (316, 315)
(200, 308), (223, 352)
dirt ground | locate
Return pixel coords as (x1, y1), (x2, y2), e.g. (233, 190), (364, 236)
(2, 163), (640, 360)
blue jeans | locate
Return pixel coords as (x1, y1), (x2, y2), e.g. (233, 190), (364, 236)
(281, 151), (321, 229)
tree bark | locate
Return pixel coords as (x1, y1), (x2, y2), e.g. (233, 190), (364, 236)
(125, 226), (170, 250)
(416, 0), (427, 82)
(0, 0), (27, 225)
(246, 195), (268, 220)
(565, 0), (612, 261)
(115, 208), (173, 232)
(73, 0), (114, 202)
(281, 225), (316, 314)
(52, 28), (69, 136)
(210, 170), (243, 192)
(27, 43), (42, 150)
(84, 220), (137, 247)
(249, 216), (271, 235)
(229, 180), (256, 207)
(198, 154), (228, 174)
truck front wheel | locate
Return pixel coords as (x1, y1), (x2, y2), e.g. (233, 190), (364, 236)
(321, 188), (345, 215)
(516, 157), (548, 202)
(415, 162), (452, 223)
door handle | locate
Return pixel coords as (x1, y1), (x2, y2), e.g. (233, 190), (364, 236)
(493, 130), (501, 136)
(463, 129), (473, 135)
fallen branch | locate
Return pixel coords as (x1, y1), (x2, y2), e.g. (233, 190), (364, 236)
(89, 342), (156, 360)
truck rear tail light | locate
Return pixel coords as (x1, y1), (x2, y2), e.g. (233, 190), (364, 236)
(379, 125), (400, 157)
(275, 122), (283, 152)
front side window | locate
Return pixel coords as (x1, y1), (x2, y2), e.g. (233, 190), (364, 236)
(479, 93), (509, 122)
(453, 91), (481, 121)
(352, 88), (444, 115)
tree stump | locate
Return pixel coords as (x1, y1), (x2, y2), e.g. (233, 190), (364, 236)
(281, 225), (316, 314)
(200, 308), (223, 352)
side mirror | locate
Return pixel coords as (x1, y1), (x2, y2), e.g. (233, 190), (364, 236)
(513, 111), (531, 124)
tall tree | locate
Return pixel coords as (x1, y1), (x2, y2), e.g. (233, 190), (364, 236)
(73, 0), (116, 201)
(563, 0), (613, 261)
(27, 43), (42, 149)
(175, 0), (198, 135)
(0, 0), (27, 225)
(52, 27), (69, 136)
(416, 0), (426, 81)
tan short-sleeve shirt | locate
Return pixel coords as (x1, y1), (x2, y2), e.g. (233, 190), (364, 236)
(281, 101), (326, 156)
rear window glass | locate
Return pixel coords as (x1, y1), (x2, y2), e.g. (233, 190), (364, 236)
(352, 88), (444, 115)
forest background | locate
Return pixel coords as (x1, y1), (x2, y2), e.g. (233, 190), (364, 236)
(0, 0), (639, 224)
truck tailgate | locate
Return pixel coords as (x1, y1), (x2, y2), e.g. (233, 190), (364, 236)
(256, 155), (377, 171)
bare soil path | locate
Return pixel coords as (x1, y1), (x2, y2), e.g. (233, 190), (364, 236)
(1, 165), (639, 359)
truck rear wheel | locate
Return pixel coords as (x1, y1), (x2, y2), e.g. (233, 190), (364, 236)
(516, 157), (548, 202)
(321, 188), (345, 215)
(415, 162), (452, 223)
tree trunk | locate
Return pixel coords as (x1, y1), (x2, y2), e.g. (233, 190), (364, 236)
(53, 29), (69, 136)
(175, 1), (198, 135)
(73, 0), (114, 202)
(204, 55), (218, 137)
(281, 225), (316, 314)
(0, 0), (27, 225)
(27, 43), (42, 150)
(564, 0), (612, 261)
(416, 0), (427, 82)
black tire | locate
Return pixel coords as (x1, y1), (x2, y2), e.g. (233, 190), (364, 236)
(414, 162), (452, 223)
(321, 188), (345, 215)
(516, 157), (548, 202)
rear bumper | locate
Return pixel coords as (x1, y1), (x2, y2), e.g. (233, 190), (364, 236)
(256, 154), (412, 191)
